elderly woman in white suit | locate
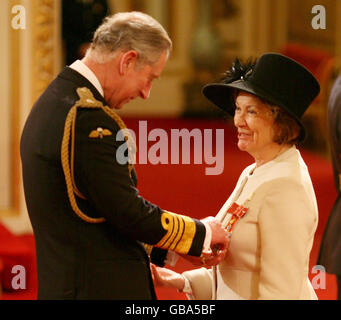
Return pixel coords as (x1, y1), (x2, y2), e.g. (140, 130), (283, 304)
(151, 53), (321, 300)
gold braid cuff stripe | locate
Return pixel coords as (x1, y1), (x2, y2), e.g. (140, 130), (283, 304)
(156, 211), (196, 255)
(61, 87), (136, 224)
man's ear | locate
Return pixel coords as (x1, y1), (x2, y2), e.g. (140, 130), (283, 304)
(119, 50), (138, 75)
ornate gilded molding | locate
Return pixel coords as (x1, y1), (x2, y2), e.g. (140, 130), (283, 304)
(8, 0), (21, 213)
(31, 0), (56, 103)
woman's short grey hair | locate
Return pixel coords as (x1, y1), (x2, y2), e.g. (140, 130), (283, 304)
(86, 11), (172, 66)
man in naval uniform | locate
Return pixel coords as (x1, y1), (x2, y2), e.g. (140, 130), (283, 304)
(20, 12), (228, 299)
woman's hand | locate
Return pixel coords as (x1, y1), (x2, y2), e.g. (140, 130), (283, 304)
(150, 264), (185, 291)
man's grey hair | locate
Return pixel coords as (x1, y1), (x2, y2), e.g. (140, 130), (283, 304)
(85, 11), (172, 66)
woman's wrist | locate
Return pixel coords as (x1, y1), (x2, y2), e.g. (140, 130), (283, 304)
(177, 275), (193, 294)
(173, 274), (185, 291)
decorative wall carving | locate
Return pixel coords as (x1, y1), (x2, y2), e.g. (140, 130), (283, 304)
(1, 0), (59, 220)
(31, 0), (56, 103)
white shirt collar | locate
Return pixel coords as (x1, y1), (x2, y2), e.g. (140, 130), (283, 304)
(69, 60), (104, 97)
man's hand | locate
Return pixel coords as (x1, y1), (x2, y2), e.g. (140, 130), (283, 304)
(203, 216), (228, 263)
(202, 217), (228, 256)
(181, 217), (228, 267)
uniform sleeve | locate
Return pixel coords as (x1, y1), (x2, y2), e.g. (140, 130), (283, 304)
(150, 247), (168, 267)
(73, 109), (206, 256)
(257, 179), (317, 299)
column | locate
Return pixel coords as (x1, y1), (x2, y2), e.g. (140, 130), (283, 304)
(1, 0), (61, 234)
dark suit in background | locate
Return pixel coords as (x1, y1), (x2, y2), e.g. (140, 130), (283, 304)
(20, 67), (206, 299)
(317, 75), (341, 300)
(62, 0), (109, 65)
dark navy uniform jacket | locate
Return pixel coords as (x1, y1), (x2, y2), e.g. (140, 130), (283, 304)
(20, 67), (206, 299)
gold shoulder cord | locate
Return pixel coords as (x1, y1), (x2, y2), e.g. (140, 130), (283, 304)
(61, 87), (136, 224)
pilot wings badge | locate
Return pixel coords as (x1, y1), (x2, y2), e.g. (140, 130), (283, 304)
(89, 127), (112, 139)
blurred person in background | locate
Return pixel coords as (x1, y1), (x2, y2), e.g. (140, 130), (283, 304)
(62, 0), (109, 65)
(317, 75), (341, 300)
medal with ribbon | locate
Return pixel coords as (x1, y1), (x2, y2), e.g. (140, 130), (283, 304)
(224, 202), (248, 244)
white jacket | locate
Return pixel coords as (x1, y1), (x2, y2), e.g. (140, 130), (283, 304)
(183, 146), (318, 300)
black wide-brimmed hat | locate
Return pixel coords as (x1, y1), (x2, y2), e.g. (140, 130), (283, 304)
(202, 53), (320, 141)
